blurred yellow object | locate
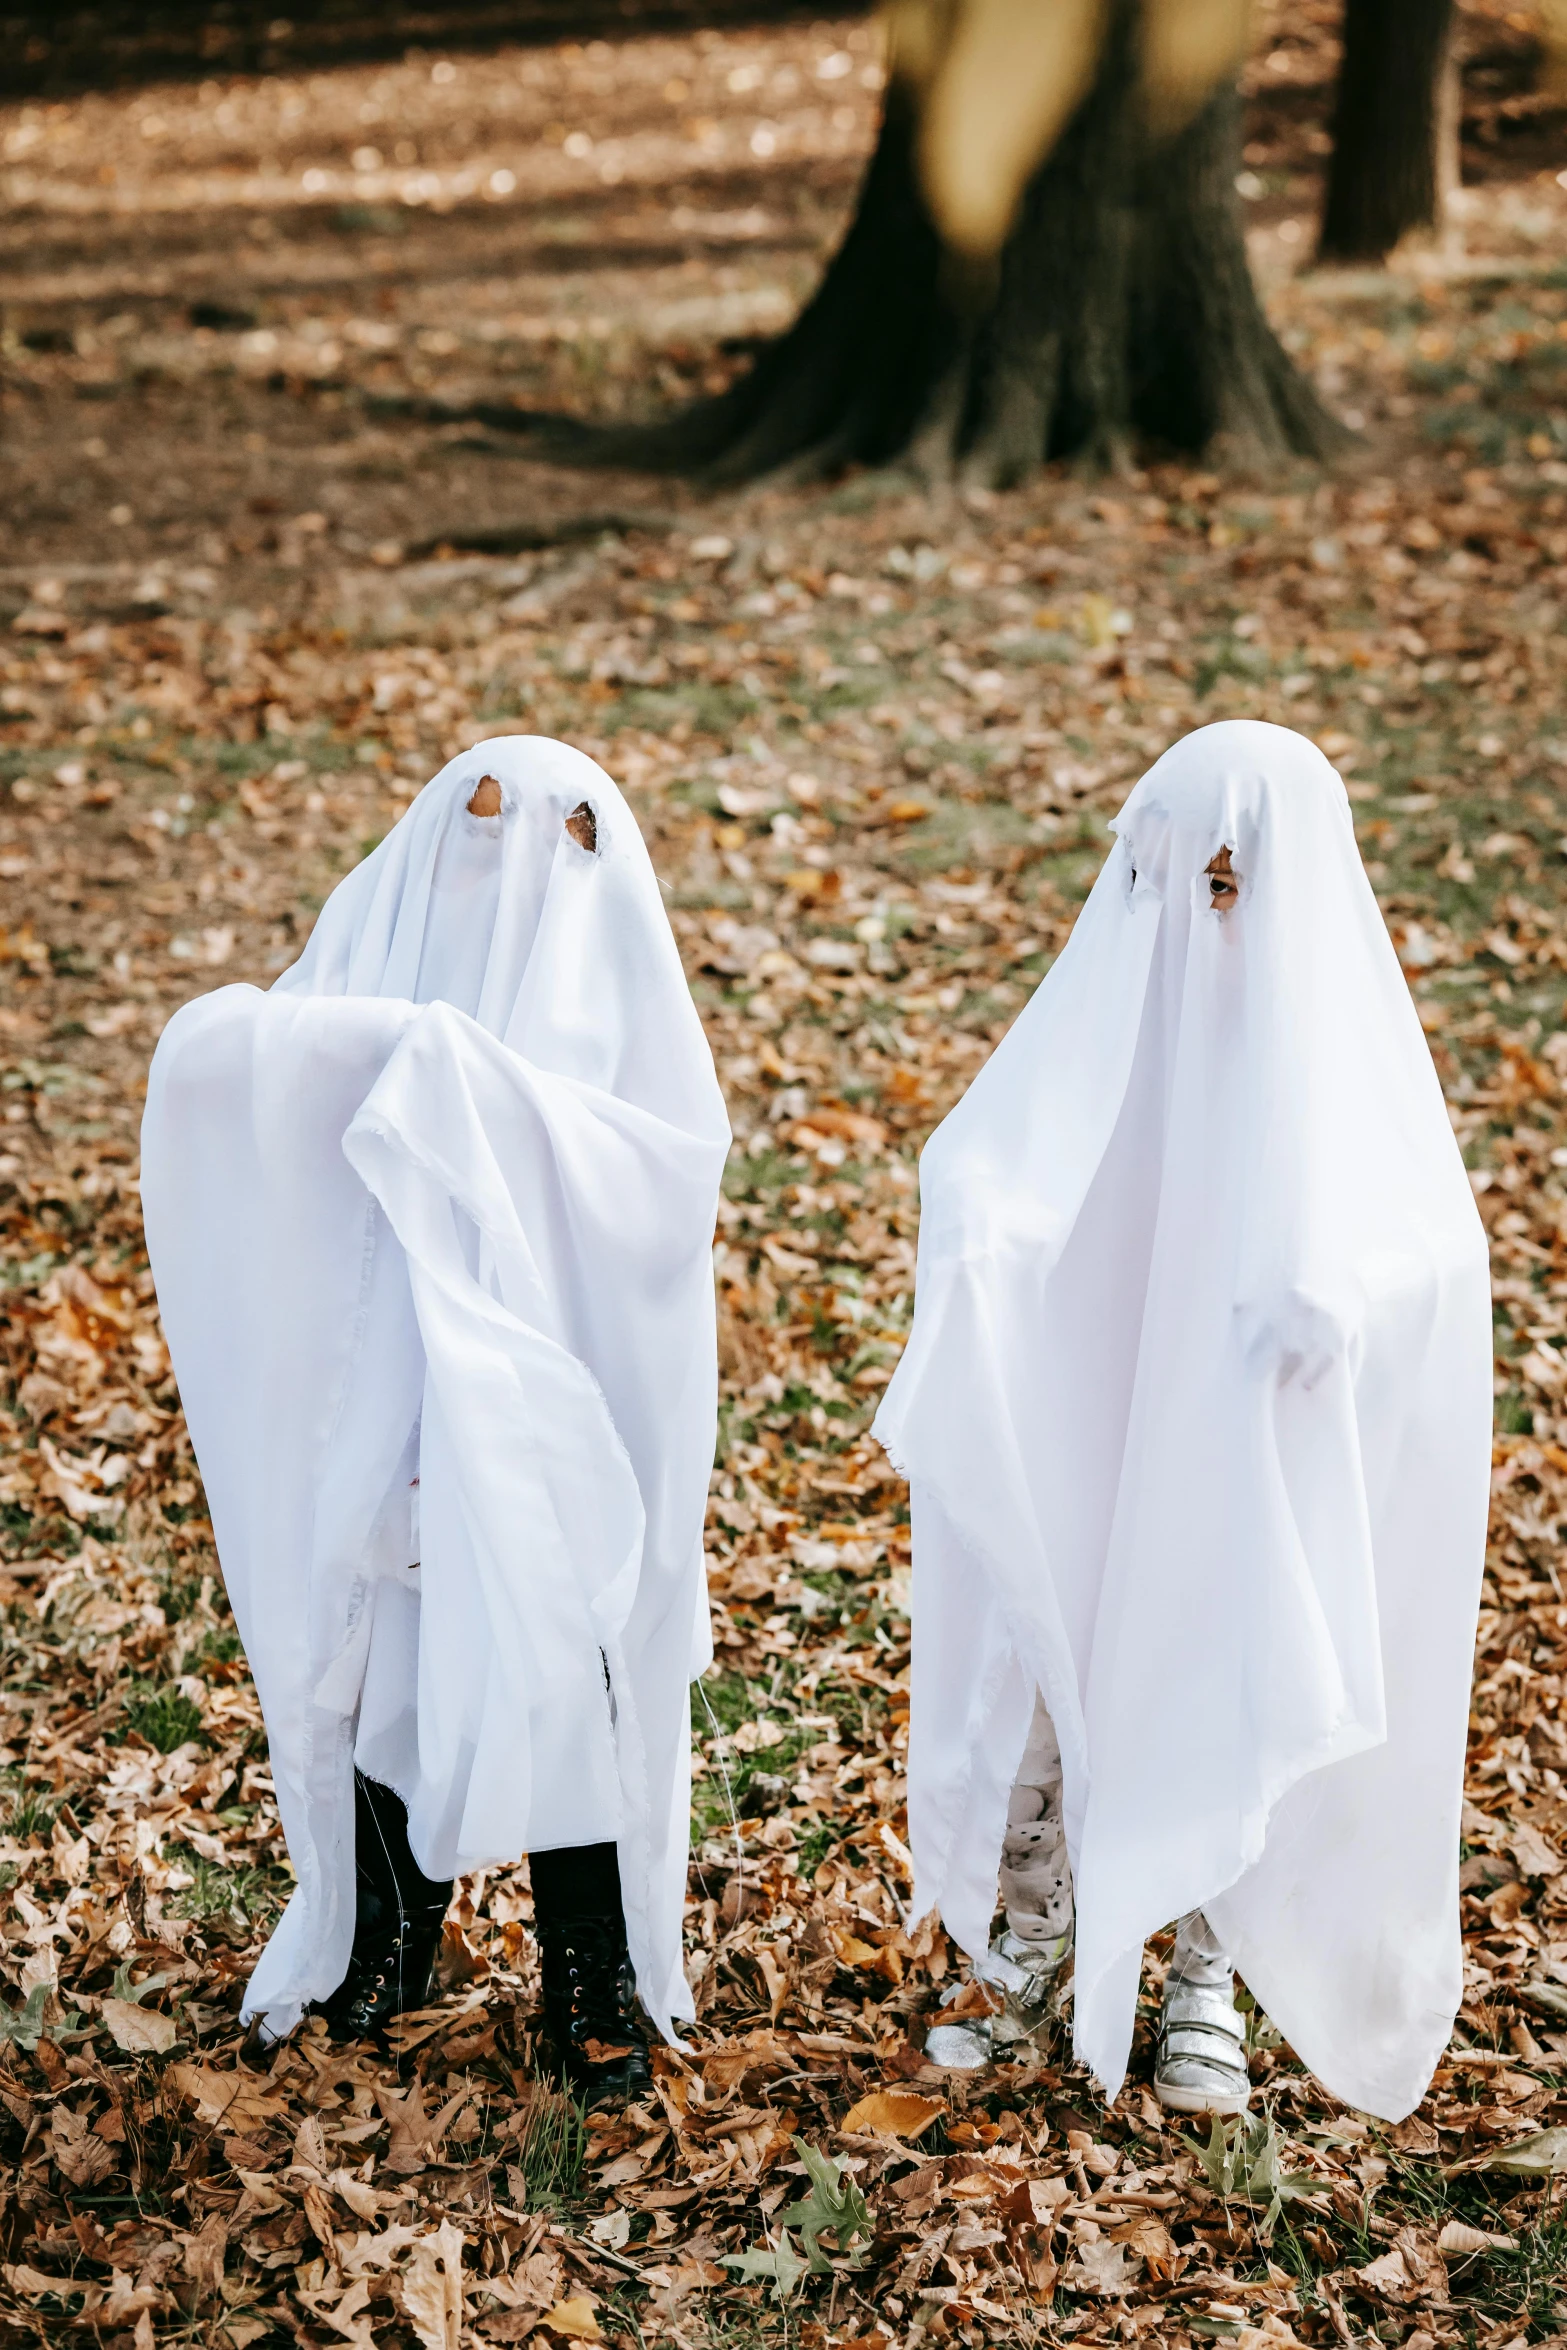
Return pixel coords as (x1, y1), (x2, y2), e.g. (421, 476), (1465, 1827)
(885, 0), (1252, 260)
(890, 0), (1104, 260)
(1142, 0), (1251, 131)
(1540, 0), (1567, 96)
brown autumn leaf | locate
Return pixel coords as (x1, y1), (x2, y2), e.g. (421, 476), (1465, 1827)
(485, 2250), (565, 2314)
(1439, 2219), (1518, 2257)
(376, 2077), (471, 2174)
(1510, 1820), (1562, 1879)
(98, 2273), (161, 2326)
(833, 1931), (882, 1967)
(49, 2106), (117, 2189)
(841, 2088), (946, 2139)
(299, 2277), (377, 2350)
(166, 2064), (289, 2134)
(302, 2182), (340, 2256)
(338, 2223), (428, 2280)
(1109, 2209), (1179, 2279)
(1067, 2234), (1134, 2297)
(541, 2298), (603, 2342)
(327, 2166), (393, 2223)
(4, 2262), (83, 2301)
(183, 2214), (228, 2300)
(1357, 2245), (1420, 2300)
(399, 2220), (466, 2350)
(98, 1996), (177, 2055)
(998, 2176), (1068, 2226)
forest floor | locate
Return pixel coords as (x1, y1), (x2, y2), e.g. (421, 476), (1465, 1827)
(3, 4), (1567, 2348)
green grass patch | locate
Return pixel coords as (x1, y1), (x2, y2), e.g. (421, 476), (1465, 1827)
(169, 1849), (286, 1928)
(723, 1145), (807, 1203)
(121, 1682), (205, 1753)
(0, 1774), (62, 1842)
(795, 1818), (844, 1881)
(510, 2088), (587, 2212)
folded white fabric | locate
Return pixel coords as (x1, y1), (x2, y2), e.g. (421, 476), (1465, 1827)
(875, 720), (1491, 2119)
(141, 737), (729, 2043)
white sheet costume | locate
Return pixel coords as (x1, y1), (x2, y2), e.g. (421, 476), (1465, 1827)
(141, 738), (729, 2043)
(875, 721), (1490, 2120)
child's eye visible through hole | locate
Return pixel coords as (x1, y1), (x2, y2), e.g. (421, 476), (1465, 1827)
(1206, 845), (1239, 908)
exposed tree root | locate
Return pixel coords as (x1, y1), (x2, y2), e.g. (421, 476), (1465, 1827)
(494, 32), (1343, 488)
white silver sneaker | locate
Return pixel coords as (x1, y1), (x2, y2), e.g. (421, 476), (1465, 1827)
(926, 1699), (1073, 2071)
(1153, 1910), (1250, 2115)
(925, 1930), (1066, 2068)
(926, 1986), (1001, 2070)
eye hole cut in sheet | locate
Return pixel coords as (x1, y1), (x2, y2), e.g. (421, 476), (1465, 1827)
(1129, 844), (1238, 905)
(469, 774), (599, 857)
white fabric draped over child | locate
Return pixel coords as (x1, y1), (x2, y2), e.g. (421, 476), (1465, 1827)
(874, 721), (1490, 2120)
(141, 737), (729, 2043)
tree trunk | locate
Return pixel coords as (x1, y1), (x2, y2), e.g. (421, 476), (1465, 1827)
(1317, 0), (1457, 262)
(525, 10), (1340, 485)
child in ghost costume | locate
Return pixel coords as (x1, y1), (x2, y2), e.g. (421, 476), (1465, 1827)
(874, 722), (1491, 2119)
(140, 738), (730, 2105)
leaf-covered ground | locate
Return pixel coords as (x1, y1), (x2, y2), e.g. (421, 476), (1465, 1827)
(3, 7), (1567, 2347)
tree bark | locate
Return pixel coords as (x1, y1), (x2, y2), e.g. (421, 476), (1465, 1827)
(1317, 0), (1458, 262)
(523, 11), (1340, 483)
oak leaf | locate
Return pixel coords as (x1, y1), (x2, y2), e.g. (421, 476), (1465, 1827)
(1068, 2235), (1132, 2296)
(376, 2076), (470, 2173)
(167, 2062), (289, 2133)
(399, 2220), (465, 2350)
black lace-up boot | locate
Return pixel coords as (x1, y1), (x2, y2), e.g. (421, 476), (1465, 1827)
(531, 1841), (652, 2109)
(315, 1771), (453, 2044)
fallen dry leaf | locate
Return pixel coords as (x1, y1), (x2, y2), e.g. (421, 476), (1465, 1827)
(167, 2064), (290, 2133)
(1511, 1820), (1563, 1879)
(1454, 2126), (1567, 2177)
(327, 2167), (392, 2223)
(484, 2249), (566, 2313)
(49, 2105), (118, 2188)
(184, 2214), (229, 2300)
(1438, 2219), (1518, 2256)
(542, 2296), (603, 2341)
(841, 2088), (946, 2139)
(4, 2262), (79, 2301)
(298, 2274), (377, 2350)
(399, 2221), (466, 2350)
(98, 1997), (177, 2055)
(376, 2077), (471, 2174)
(338, 2224), (428, 2280)
(1358, 2246), (1421, 2299)
(1067, 2235), (1133, 2296)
